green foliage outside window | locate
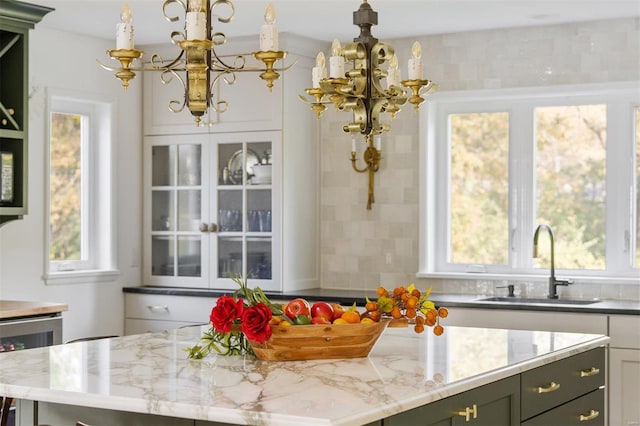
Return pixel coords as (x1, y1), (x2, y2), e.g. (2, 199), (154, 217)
(49, 112), (82, 261)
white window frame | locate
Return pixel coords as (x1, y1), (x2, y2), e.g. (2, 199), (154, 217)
(418, 82), (639, 285)
(43, 89), (119, 285)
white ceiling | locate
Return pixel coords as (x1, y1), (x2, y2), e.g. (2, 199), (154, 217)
(28, 0), (640, 46)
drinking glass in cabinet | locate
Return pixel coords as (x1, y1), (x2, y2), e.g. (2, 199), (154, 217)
(247, 239), (271, 279)
(218, 209), (242, 232)
(218, 238), (242, 278)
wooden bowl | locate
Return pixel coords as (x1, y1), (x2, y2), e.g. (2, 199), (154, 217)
(249, 319), (390, 361)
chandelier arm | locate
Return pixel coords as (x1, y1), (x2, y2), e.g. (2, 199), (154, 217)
(210, 52), (246, 72)
(161, 69), (188, 113)
(162, 0), (186, 23)
(150, 50), (186, 72)
(211, 0), (235, 24)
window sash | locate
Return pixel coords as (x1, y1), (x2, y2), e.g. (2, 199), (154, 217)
(422, 83), (639, 280)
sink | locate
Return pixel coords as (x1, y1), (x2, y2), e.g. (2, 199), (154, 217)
(477, 296), (600, 305)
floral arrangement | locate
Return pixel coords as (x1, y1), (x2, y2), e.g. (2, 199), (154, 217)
(186, 276), (281, 359)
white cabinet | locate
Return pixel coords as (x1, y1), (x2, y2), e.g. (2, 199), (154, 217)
(608, 315), (640, 426)
(124, 293), (216, 334)
(141, 35), (323, 292)
(143, 131), (283, 291)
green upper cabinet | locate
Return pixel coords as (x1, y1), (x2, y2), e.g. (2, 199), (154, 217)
(0, 0), (52, 227)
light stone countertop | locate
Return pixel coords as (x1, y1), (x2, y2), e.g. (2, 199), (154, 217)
(0, 325), (608, 425)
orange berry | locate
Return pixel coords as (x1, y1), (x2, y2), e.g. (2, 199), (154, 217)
(414, 323), (425, 333)
(415, 316), (425, 326)
(405, 308), (417, 319)
(405, 295), (418, 309)
(341, 311), (361, 323)
(433, 325), (444, 336)
(365, 301), (378, 312)
(425, 315), (437, 327)
(400, 293), (409, 303)
(438, 307), (449, 318)
(376, 286), (388, 297)
(411, 289), (421, 298)
(390, 306), (402, 319)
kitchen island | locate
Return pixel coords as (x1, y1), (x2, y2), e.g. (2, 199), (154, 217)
(0, 325), (607, 425)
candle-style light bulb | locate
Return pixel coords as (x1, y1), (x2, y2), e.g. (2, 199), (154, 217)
(260, 3), (278, 51)
(329, 39), (345, 79)
(120, 3), (132, 24)
(412, 41), (421, 61)
(265, 3), (275, 25)
(188, 0), (203, 12)
(386, 54), (401, 87)
(331, 39), (341, 57)
(408, 41), (423, 80)
(312, 52), (327, 88)
(116, 3), (134, 49)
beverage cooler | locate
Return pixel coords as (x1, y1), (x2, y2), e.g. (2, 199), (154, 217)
(0, 314), (63, 425)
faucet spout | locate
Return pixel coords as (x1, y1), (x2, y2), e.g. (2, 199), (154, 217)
(533, 224), (572, 299)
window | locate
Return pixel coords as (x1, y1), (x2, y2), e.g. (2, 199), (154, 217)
(45, 91), (117, 283)
(422, 83), (639, 282)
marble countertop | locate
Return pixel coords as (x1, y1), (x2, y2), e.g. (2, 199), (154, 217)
(0, 325), (608, 425)
(123, 286), (640, 315)
(0, 300), (68, 320)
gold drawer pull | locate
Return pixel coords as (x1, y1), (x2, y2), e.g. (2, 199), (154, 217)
(537, 381), (561, 393)
(580, 367), (600, 377)
(456, 404), (478, 422)
(579, 409), (599, 421)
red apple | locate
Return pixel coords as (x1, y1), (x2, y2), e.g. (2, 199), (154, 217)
(331, 303), (344, 321)
(311, 302), (334, 322)
(284, 298), (311, 320)
(311, 316), (331, 325)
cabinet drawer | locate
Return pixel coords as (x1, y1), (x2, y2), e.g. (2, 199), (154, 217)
(125, 294), (216, 323)
(522, 387), (604, 426)
(521, 347), (605, 420)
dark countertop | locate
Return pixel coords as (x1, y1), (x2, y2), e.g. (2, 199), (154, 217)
(123, 286), (640, 315)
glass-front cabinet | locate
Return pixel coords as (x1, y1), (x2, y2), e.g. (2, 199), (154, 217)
(144, 131), (280, 291)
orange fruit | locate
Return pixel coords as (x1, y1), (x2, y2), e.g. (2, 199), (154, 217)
(376, 286), (388, 297)
(411, 289), (421, 298)
(433, 325), (444, 336)
(365, 301), (378, 312)
(405, 295), (418, 309)
(405, 308), (417, 319)
(438, 307), (449, 318)
(414, 323), (425, 333)
(341, 311), (361, 323)
(390, 306), (402, 319)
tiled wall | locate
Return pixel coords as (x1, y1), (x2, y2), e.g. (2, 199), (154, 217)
(319, 18), (640, 300)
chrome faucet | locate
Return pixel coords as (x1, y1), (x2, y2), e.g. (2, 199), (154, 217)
(533, 224), (573, 299)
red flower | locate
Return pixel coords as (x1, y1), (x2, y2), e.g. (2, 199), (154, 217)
(210, 296), (244, 333)
(241, 303), (272, 343)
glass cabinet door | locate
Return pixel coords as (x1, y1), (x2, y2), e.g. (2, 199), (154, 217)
(150, 142), (205, 281)
(215, 137), (274, 288)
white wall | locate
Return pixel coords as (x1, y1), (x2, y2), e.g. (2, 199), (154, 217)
(0, 26), (142, 341)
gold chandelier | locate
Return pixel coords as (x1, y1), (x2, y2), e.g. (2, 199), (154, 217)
(300, 0), (437, 209)
(100, 0), (291, 126)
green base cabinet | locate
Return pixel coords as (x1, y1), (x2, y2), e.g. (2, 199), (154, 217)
(384, 376), (520, 426)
